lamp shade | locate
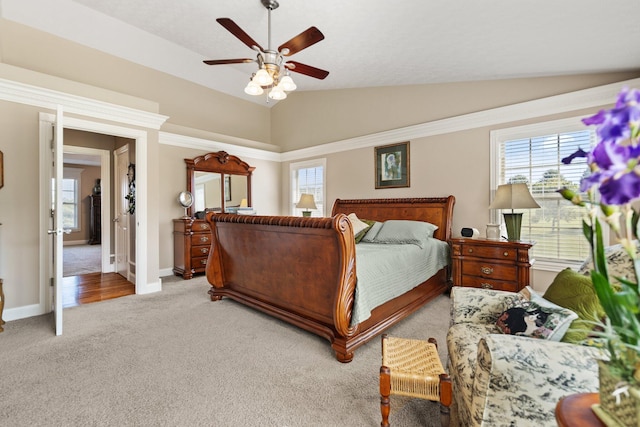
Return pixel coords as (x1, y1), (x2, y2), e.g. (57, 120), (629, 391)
(488, 183), (540, 211)
(296, 194), (317, 210)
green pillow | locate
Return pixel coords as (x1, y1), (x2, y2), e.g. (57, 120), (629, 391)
(355, 219), (376, 243)
(543, 268), (605, 344)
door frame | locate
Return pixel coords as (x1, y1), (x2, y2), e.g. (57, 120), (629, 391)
(63, 145), (112, 273)
(40, 112), (151, 313)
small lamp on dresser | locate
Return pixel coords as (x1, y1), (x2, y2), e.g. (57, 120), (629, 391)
(489, 183), (540, 241)
(296, 194), (317, 217)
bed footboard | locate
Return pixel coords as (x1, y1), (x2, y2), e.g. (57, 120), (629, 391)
(205, 213), (359, 356)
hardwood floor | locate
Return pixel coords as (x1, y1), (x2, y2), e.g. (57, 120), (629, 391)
(62, 272), (135, 308)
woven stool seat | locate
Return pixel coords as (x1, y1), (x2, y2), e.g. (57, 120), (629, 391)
(379, 335), (451, 427)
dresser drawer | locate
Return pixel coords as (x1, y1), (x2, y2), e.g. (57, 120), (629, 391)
(461, 260), (517, 281)
(460, 275), (519, 292)
(191, 233), (211, 246)
(191, 221), (211, 232)
(191, 245), (210, 257)
(460, 244), (516, 261)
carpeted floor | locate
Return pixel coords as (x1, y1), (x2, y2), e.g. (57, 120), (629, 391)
(0, 275), (454, 426)
(63, 244), (102, 276)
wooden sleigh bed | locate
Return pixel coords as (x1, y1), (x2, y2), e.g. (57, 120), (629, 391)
(204, 196), (455, 362)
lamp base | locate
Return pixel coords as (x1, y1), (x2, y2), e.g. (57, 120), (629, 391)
(302, 211), (312, 217)
(503, 213), (523, 241)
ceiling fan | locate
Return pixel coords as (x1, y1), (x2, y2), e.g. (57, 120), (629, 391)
(203, 0), (329, 100)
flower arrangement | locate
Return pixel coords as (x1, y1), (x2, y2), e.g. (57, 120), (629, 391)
(559, 87), (640, 385)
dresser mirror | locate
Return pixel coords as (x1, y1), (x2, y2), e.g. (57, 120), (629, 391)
(185, 151), (254, 217)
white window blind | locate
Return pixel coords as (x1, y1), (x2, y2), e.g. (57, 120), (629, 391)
(290, 159), (326, 217)
(493, 121), (596, 263)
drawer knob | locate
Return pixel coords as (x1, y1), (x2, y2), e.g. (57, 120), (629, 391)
(199, 224), (209, 230)
(503, 251), (509, 257)
(468, 248), (473, 253)
(200, 236), (209, 243)
(481, 266), (493, 275)
(200, 259), (207, 265)
(200, 248), (209, 254)
(481, 282), (494, 289)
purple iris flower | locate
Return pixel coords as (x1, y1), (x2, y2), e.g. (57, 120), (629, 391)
(583, 88), (640, 145)
(598, 171), (640, 205)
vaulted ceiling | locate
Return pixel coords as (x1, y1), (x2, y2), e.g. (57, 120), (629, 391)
(3, 0), (639, 106)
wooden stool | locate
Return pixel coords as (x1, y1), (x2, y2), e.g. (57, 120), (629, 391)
(380, 334), (452, 427)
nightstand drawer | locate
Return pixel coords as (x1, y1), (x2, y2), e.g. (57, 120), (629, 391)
(461, 260), (516, 281)
(460, 275), (519, 292)
(460, 244), (516, 261)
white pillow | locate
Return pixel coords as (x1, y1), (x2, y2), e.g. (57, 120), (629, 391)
(347, 213), (370, 236)
(372, 220), (438, 248)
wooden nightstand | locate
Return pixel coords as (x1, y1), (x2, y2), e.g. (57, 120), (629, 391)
(450, 238), (535, 292)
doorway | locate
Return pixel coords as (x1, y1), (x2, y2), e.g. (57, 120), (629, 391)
(61, 137), (135, 307)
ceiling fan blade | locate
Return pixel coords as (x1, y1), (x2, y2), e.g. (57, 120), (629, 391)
(278, 27), (324, 56)
(216, 18), (263, 51)
(203, 58), (255, 65)
(285, 61), (329, 80)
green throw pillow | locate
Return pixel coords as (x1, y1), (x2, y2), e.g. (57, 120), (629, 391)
(543, 268), (605, 344)
(355, 219), (376, 243)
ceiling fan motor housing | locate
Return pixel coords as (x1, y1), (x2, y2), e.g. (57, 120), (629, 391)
(261, 0), (279, 11)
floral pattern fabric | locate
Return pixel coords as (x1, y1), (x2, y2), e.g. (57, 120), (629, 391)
(447, 286), (603, 426)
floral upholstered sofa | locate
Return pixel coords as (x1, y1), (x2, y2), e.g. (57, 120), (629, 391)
(446, 244), (639, 426)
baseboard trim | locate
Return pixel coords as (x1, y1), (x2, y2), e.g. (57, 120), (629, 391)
(3, 303), (46, 322)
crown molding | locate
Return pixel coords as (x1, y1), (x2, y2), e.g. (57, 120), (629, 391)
(0, 77), (168, 129)
(159, 131), (282, 162)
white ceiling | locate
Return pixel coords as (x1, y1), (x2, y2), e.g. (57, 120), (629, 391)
(3, 0), (640, 106)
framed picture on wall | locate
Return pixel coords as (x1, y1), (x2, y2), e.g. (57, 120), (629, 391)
(375, 142), (410, 189)
(224, 175), (231, 201)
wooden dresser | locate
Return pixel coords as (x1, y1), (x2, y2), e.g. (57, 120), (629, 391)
(450, 238), (535, 292)
(173, 218), (212, 279)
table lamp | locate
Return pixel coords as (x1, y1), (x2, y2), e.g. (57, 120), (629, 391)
(488, 183), (540, 241)
(296, 194), (317, 217)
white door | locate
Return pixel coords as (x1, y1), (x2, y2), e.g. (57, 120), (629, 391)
(114, 146), (129, 279)
(48, 107), (64, 335)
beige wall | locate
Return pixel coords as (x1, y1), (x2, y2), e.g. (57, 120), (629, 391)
(271, 73), (640, 151)
(157, 144), (280, 273)
(0, 100), (49, 307)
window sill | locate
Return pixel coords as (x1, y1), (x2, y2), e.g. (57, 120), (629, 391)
(532, 259), (582, 273)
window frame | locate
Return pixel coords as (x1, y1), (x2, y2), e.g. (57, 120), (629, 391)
(290, 158), (326, 217)
(62, 167), (83, 232)
(490, 116), (601, 270)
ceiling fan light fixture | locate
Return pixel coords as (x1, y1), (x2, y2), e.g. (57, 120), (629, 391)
(268, 86), (287, 100)
(279, 75), (297, 91)
(253, 68), (273, 86)
(244, 80), (264, 96)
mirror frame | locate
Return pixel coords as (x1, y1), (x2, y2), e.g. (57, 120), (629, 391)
(185, 151), (255, 217)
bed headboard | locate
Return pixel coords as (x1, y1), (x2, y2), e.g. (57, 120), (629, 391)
(331, 196), (455, 242)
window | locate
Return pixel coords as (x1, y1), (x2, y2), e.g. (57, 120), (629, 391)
(491, 117), (597, 264)
(290, 159), (326, 216)
(62, 167), (82, 231)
